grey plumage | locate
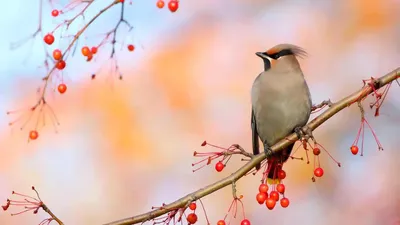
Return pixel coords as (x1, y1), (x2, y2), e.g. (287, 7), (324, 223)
(251, 44), (312, 178)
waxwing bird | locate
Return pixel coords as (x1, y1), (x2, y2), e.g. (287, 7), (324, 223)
(251, 43), (312, 180)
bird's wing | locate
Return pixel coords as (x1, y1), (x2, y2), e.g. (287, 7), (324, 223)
(251, 109), (261, 170)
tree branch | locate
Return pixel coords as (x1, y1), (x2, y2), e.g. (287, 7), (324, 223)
(104, 68), (400, 225)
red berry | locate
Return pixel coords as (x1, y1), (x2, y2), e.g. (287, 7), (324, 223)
(120, 0), (124, 2)
(217, 220), (226, 225)
(280, 197), (290, 208)
(53, 49), (62, 60)
(127, 44), (135, 52)
(168, 0), (179, 12)
(86, 52), (93, 62)
(91, 46), (98, 54)
(265, 198), (276, 210)
(44, 34), (55, 45)
(350, 145), (358, 155)
(81, 46), (90, 56)
(189, 202), (196, 210)
(277, 170), (286, 179)
(156, 0), (165, 8)
(29, 130), (39, 140)
(258, 183), (269, 193)
(276, 183), (285, 194)
(270, 191), (279, 201)
(241, 219), (251, 225)
(314, 167), (324, 177)
(51, 9), (59, 17)
(215, 161), (224, 172)
(256, 192), (267, 204)
(56, 60), (66, 70)
(313, 147), (321, 155)
(186, 213), (197, 224)
(58, 83), (67, 94)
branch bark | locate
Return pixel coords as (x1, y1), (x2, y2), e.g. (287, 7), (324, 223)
(103, 68), (399, 225)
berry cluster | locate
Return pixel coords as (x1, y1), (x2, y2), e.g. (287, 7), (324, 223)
(192, 141), (246, 173)
(156, 0), (179, 12)
(8, 0), (146, 142)
(255, 163), (290, 210)
(186, 202), (198, 224)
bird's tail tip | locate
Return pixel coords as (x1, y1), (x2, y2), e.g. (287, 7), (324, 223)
(267, 178), (281, 185)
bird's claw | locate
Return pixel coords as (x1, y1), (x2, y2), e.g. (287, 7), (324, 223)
(294, 125), (315, 142)
(264, 144), (273, 157)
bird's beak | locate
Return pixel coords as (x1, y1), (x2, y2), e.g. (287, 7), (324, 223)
(256, 52), (265, 58)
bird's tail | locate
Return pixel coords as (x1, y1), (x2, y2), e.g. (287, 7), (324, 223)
(266, 143), (295, 184)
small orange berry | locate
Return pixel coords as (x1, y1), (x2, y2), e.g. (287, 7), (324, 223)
(81, 46), (90, 56)
(188, 202), (196, 210)
(29, 130), (39, 140)
(58, 83), (67, 94)
(217, 220), (226, 225)
(186, 213), (197, 224)
(53, 49), (62, 60)
(156, 0), (165, 8)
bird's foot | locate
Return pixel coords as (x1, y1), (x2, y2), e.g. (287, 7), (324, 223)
(311, 99), (333, 112)
(264, 144), (273, 157)
(294, 125), (315, 143)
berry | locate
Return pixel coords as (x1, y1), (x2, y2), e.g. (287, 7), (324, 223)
(217, 220), (226, 225)
(280, 197), (290, 208)
(127, 44), (135, 52)
(265, 198), (276, 210)
(186, 213), (197, 224)
(44, 34), (55, 45)
(241, 219), (251, 225)
(258, 183), (268, 193)
(215, 161), (224, 172)
(51, 9), (59, 17)
(81, 46), (90, 56)
(270, 191), (279, 201)
(276, 183), (285, 194)
(277, 170), (286, 179)
(29, 130), (39, 140)
(350, 145), (358, 155)
(91, 46), (98, 54)
(56, 60), (66, 70)
(168, 0), (179, 12)
(256, 192), (267, 204)
(314, 167), (324, 177)
(58, 83), (67, 94)
(189, 202), (196, 210)
(53, 49), (62, 60)
(156, 0), (165, 8)
(313, 147), (321, 155)
(86, 53), (93, 62)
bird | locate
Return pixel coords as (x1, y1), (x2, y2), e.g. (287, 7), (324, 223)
(251, 43), (312, 181)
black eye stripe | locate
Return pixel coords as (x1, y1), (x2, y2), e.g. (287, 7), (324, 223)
(267, 49), (293, 59)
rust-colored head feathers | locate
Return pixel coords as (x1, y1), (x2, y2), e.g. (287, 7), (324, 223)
(266, 44), (307, 58)
(256, 43), (307, 71)
(256, 43), (307, 60)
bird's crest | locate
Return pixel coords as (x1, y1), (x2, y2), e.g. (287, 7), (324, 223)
(265, 43), (308, 59)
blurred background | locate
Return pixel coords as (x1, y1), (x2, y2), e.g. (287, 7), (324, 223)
(0, 0), (400, 224)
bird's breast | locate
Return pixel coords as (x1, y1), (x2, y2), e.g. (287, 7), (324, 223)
(251, 72), (311, 146)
